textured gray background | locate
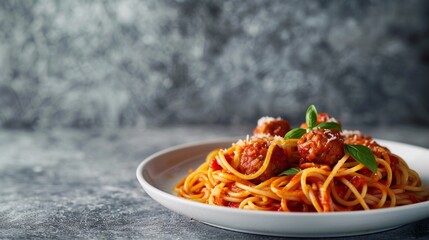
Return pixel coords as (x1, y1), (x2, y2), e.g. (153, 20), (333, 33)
(1, 0), (428, 129)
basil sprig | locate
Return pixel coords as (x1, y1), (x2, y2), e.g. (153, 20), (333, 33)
(285, 104), (342, 139)
(315, 122), (342, 131)
(284, 128), (306, 140)
(283, 104), (378, 174)
(284, 105), (316, 140)
(345, 144), (377, 173)
(279, 167), (301, 176)
(306, 104), (318, 129)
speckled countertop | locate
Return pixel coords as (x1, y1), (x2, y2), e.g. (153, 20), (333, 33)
(1, 125), (429, 239)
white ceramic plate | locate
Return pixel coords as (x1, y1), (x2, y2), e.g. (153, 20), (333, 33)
(136, 138), (429, 237)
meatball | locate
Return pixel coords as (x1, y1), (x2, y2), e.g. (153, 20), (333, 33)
(297, 129), (344, 166)
(343, 131), (389, 157)
(253, 117), (291, 137)
(300, 113), (342, 129)
(239, 137), (288, 183)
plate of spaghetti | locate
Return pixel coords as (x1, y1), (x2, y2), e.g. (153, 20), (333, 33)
(136, 105), (429, 237)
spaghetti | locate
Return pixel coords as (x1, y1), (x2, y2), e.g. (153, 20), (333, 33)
(174, 107), (429, 212)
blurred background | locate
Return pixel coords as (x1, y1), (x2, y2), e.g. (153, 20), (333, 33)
(1, 0), (428, 130)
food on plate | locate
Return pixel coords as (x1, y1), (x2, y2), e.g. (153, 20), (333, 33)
(174, 105), (429, 212)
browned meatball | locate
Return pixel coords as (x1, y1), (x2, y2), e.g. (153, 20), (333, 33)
(239, 137), (288, 183)
(253, 117), (291, 137)
(343, 131), (389, 158)
(300, 113), (342, 129)
(297, 129), (344, 166)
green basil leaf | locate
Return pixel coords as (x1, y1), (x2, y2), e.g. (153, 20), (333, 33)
(306, 104), (318, 129)
(316, 122), (342, 131)
(345, 144), (377, 173)
(284, 128), (306, 140)
(279, 167), (301, 176)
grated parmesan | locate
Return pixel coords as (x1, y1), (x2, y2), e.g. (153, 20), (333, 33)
(342, 130), (362, 137)
(256, 116), (281, 126)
